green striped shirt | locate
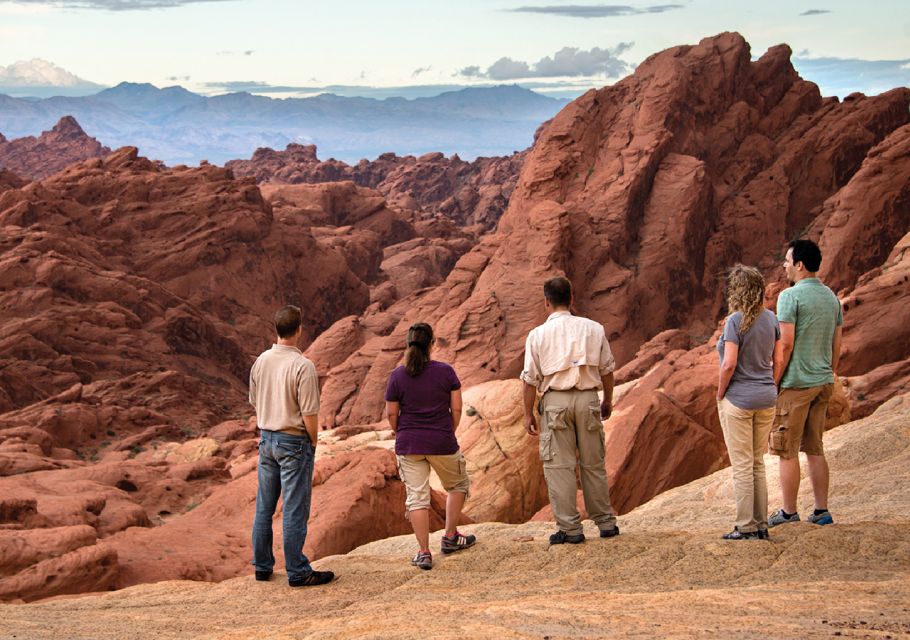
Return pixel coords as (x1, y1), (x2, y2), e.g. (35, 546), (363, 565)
(777, 278), (843, 389)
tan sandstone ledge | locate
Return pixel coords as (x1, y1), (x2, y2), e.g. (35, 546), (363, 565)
(1, 395), (908, 639)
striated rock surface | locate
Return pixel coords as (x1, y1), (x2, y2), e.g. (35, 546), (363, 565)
(0, 116), (111, 181)
(228, 145), (528, 229)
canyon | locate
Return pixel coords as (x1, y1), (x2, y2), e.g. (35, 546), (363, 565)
(0, 32), (908, 610)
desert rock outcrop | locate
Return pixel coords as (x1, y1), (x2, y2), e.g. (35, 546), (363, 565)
(0, 116), (111, 181)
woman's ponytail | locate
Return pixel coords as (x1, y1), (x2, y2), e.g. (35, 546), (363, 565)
(404, 323), (433, 376)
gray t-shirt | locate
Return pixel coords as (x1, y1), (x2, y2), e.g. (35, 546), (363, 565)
(717, 309), (780, 410)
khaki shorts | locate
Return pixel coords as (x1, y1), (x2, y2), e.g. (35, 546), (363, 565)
(396, 451), (470, 512)
(769, 384), (834, 459)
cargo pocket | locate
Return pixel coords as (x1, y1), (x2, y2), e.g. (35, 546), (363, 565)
(539, 431), (554, 462)
(769, 406), (790, 453)
(587, 402), (604, 431)
(544, 407), (568, 430)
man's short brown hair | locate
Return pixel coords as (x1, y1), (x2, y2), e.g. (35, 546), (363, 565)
(544, 276), (572, 307)
(275, 305), (302, 338)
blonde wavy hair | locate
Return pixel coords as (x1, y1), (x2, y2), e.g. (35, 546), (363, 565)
(726, 264), (766, 334)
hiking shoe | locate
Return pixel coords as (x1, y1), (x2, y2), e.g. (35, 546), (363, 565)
(549, 530), (585, 545)
(289, 570), (335, 587)
(768, 508), (800, 527)
(599, 525), (620, 538)
(807, 510), (834, 526)
(722, 528), (760, 540)
(255, 570), (272, 581)
(411, 550), (433, 570)
(441, 531), (476, 554)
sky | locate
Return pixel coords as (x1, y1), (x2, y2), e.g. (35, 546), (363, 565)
(0, 0), (908, 99)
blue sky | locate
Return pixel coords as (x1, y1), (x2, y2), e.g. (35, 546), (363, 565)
(0, 0), (908, 98)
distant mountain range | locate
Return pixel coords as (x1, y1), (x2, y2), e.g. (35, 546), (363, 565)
(0, 82), (568, 165)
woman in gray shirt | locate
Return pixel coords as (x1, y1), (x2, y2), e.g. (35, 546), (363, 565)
(716, 264), (781, 540)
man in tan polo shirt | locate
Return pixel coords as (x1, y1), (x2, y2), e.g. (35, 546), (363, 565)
(521, 276), (619, 544)
(250, 305), (334, 587)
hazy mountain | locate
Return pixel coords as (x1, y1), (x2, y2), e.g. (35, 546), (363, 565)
(0, 82), (567, 164)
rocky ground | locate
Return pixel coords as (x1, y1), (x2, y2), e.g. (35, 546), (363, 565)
(1, 393), (907, 639)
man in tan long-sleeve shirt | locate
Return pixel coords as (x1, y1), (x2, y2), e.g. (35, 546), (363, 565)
(250, 305), (334, 587)
(521, 277), (619, 545)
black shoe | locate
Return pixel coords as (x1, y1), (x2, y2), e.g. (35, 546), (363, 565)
(289, 570), (335, 587)
(549, 530), (585, 545)
(722, 528), (760, 540)
(756, 529), (770, 540)
(255, 570), (272, 581)
(599, 525), (620, 538)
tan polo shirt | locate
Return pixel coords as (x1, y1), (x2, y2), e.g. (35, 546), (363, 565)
(520, 311), (615, 393)
(249, 344), (320, 434)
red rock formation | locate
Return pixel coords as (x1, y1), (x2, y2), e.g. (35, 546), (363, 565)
(2, 32), (908, 603)
(227, 145), (527, 229)
(0, 116), (111, 181)
(315, 32), (910, 429)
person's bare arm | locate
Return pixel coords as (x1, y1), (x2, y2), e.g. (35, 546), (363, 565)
(303, 414), (318, 447)
(717, 341), (739, 401)
(450, 389), (463, 430)
(600, 372), (614, 419)
(386, 401), (400, 433)
(831, 325), (842, 375)
(775, 322), (795, 385)
(523, 382), (539, 435)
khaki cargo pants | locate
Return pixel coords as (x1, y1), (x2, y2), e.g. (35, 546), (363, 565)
(539, 388), (617, 536)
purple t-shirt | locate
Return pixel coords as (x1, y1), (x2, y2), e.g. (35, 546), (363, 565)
(385, 361), (461, 455)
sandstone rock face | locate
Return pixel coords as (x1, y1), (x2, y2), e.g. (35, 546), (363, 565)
(314, 32), (910, 430)
(456, 380), (548, 523)
(0, 116), (111, 181)
(228, 145), (527, 229)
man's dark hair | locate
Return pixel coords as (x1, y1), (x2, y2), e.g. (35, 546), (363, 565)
(543, 276), (572, 307)
(275, 305), (302, 338)
(789, 239), (822, 272)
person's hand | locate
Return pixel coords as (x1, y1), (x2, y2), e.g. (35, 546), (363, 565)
(600, 399), (612, 420)
(525, 414), (539, 436)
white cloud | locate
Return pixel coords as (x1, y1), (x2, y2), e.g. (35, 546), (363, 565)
(460, 44), (633, 80)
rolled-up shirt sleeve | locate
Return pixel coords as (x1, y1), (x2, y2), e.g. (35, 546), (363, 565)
(297, 361), (320, 417)
(519, 333), (542, 387)
(598, 329), (615, 375)
(248, 359), (259, 408)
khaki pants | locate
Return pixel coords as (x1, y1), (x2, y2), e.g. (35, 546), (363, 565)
(539, 388), (617, 536)
(717, 397), (775, 532)
(396, 451), (470, 512)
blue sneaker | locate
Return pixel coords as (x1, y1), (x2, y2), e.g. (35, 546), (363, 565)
(807, 510), (834, 525)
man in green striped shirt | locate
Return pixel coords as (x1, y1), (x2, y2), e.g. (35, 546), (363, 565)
(769, 239), (843, 528)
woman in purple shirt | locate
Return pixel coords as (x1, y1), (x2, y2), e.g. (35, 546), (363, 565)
(716, 265), (782, 540)
(385, 322), (476, 570)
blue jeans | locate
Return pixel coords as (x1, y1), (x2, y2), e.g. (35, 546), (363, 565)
(252, 429), (315, 580)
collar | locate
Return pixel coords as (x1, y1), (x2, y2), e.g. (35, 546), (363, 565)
(546, 310), (572, 321)
(271, 343), (302, 353)
(794, 277), (821, 287)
